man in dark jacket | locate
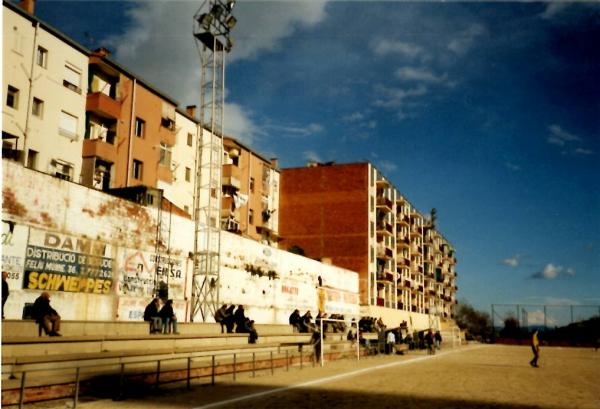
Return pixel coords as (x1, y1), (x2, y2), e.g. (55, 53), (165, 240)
(234, 305), (248, 333)
(32, 292), (61, 336)
(2, 271), (9, 319)
(214, 304), (229, 333)
(143, 298), (162, 334)
(289, 309), (301, 332)
(158, 299), (179, 334)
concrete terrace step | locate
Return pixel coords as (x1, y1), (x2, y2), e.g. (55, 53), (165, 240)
(2, 333), (314, 359)
(1, 320), (295, 338)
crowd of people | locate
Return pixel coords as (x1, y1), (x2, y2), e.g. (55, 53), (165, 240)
(214, 304), (258, 343)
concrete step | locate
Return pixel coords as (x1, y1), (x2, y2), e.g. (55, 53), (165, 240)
(1, 320), (295, 338)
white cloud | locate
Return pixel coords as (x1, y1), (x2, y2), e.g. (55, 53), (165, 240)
(547, 124), (582, 146)
(266, 122), (324, 138)
(342, 112), (365, 123)
(223, 103), (262, 146)
(372, 39), (424, 59)
(574, 148), (594, 155)
(448, 23), (486, 55)
(524, 310), (557, 326)
(505, 162), (520, 171)
(540, 3), (570, 20)
(378, 160), (397, 174)
(373, 84), (428, 109)
(304, 150), (322, 163)
(502, 256), (520, 268)
(105, 1), (328, 137)
(395, 67), (448, 84)
(531, 263), (576, 280)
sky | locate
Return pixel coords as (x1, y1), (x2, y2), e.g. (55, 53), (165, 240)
(32, 1), (600, 322)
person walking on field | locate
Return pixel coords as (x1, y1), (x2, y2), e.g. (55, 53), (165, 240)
(530, 330), (540, 367)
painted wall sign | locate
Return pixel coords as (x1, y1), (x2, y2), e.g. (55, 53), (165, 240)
(117, 249), (185, 299)
(23, 229), (113, 294)
(1, 220), (29, 287)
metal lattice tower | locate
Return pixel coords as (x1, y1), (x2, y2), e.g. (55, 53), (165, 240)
(190, 0), (236, 322)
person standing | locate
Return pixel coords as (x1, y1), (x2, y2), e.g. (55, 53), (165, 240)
(425, 329), (435, 355)
(386, 330), (396, 354)
(530, 330), (540, 368)
(435, 331), (442, 350)
(32, 292), (61, 336)
(2, 271), (9, 319)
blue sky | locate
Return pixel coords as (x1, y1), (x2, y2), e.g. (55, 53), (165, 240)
(33, 1), (599, 318)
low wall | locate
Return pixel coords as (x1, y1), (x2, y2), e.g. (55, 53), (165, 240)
(2, 161), (359, 324)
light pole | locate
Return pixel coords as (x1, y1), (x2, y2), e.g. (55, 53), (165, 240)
(190, 0), (237, 322)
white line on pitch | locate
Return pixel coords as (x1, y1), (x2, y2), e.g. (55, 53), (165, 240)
(193, 345), (485, 409)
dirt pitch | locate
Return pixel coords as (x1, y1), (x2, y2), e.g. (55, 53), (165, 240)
(20, 344), (600, 409)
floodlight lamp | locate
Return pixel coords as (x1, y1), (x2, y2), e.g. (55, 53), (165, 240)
(226, 0), (236, 12)
(225, 15), (237, 29)
(210, 4), (224, 18)
(198, 13), (213, 29)
(225, 37), (234, 52)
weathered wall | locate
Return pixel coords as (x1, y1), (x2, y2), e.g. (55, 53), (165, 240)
(2, 161), (359, 324)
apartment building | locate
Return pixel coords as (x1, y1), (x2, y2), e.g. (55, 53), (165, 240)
(221, 137), (280, 246)
(81, 48), (178, 195)
(279, 162), (457, 321)
(3, 0), (88, 182)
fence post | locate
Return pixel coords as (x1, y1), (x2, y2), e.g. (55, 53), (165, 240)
(18, 371), (26, 409)
(117, 363), (125, 400)
(252, 352), (256, 378)
(73, 367), (81, 409)
(211, 355), (215, 386)
(155, 361), (161, 389)
(286, 350), (289, 371)
(233, 353), (237, 381)
(187, 357), (191, 390)
(300, 348), (303, 370)
(270, 351), (274, 375)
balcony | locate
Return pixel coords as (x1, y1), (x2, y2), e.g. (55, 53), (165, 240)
(222, 164), (241, 189)
(376, 197), (393, 212)
(82, 138), (117, 163)
(86, 92), (121, 119)
(376, 298), (385, 307)
(376, 222), (394, 236)
(221, 196), (235, 218)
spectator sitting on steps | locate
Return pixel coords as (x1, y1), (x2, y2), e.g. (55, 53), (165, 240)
(234, 305), (248, 333)
(222, 305), (236, 333)
(32, 292), (61, 336)
(143, 298), (162, 334)
(289, 309), (302, 332)
(159, 299), (179, 334)
(214, 304), (229, 333)
(300, 310), (315, 333)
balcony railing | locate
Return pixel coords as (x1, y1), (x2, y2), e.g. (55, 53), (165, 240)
(376, 197), (393, 211)
(86, 92), (121, 119)
(222, 164), (241, 189)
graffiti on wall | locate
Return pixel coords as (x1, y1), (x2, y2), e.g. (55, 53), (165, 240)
(118, 249), (186, 299)
(23, 229), (114, 294)
(2, 220), (28, 287)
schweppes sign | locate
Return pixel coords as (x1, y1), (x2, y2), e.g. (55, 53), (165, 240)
(23, 229), (113, 294)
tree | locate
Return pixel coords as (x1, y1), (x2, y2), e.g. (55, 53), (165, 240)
(455, 300), (493, 341)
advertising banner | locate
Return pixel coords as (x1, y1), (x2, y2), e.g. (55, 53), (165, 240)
(117, 249), (186, 300)
(2, 220), (29, 288)
(23, 229), (113, 294)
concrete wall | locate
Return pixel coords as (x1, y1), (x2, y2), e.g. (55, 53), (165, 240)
(2, 160), (359, 324)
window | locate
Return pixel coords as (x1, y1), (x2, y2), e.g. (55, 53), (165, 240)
(159, 142), (171, 167)
(132, 160), (143, 180)
(185, 167), (191, 182)
(59, 111), (78, 140)
(32, 97), (44, 118)
(36, 46), (48, 68)
(187, 133), (193, 146)
(63, 65), (82, 93)
(51, 159), (73, 181)
(26, 150), (38, 169)
(6, 86), (19, 109)
(232, 155), (239, 166)
(135, 118), (145, 138)
(249, 209), (254, 225)
(250, 177), (255, 193)
(161, 117), (175, 131)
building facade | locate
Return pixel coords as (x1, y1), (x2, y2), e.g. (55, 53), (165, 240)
(3, 0), (88, 182)
(221, 137), (280, 246)
(279, 162), (457, 321)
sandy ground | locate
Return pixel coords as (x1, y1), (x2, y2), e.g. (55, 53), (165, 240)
(16, 344), (600, 409)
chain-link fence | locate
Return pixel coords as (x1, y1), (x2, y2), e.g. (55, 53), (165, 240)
(491, 304), (600, 331)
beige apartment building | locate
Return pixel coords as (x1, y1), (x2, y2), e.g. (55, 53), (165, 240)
(3, 0), (88, 182)
(279, 162), (457, 322)
(221, 137), (280, 246)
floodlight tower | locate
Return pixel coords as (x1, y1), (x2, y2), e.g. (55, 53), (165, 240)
(191, 0), (236, 322)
